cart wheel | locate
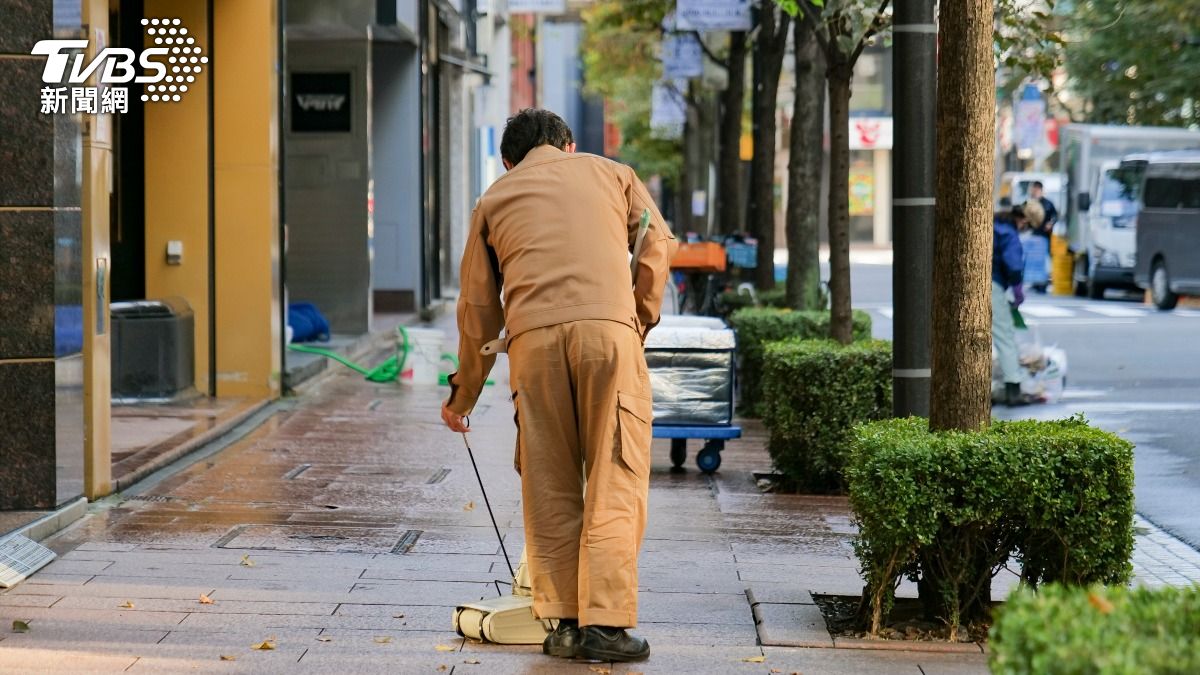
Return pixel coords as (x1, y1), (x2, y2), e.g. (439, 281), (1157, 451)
(670, 438), (687, 471)
(696, 441), (723, 474)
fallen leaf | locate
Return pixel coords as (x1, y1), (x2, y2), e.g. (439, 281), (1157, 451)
(373, 636), (392, 644)
(1088, 592), (1115, 615)
(435, 644), (457, 652)
(316, 636), (333, 642)
(393, 613), (405, 619)
(463, 659), (481, 665)
(251, 640), (276, 651)
(12, 620), (30, 633)
(464, 501), (475, 512)
(742, 655), (766, 663)
(120, 601), (135, 609)
(220, 655), (237, 661)
(771, 670), (782, 674)
(589, 667), (612, 675)
(438, 667), (448, 672)
(199, 594), (215, 605)
(240, 554), (255, 567)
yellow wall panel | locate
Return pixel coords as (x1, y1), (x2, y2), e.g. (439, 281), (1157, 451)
(213, 0), (281, 398)
(143, 0), (211, 394)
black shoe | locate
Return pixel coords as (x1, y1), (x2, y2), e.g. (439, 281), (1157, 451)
(1006, 382), (1029, 407)
(577, 625), (650, 662)
(542, 619), (580, 658)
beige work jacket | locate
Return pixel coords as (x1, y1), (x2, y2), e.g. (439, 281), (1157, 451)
(446, 144), (677, 415)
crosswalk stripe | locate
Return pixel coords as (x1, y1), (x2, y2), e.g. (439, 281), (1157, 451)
(1086, 306), (1147, 318)
(1019, 305), (1076, 318)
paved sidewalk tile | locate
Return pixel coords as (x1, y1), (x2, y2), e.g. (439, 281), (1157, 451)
(19, 319), (1194, 672)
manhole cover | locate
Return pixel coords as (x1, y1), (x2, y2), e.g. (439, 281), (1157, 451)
(216, 525), (406, 554)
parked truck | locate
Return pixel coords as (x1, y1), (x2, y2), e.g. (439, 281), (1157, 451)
(1060, 124), (1200, 298)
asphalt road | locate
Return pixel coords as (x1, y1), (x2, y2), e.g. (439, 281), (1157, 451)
(846, 258), (1200, 548)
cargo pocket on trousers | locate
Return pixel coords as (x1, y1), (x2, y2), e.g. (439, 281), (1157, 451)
(616, 391), (653, 479)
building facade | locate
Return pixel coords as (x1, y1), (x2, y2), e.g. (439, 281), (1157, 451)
(1, 0), (509, 513)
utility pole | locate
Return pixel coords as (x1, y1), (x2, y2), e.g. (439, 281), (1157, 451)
(891, 0), (936, 418)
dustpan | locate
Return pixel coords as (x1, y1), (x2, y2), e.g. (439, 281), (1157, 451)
(453, 547), (551, 644)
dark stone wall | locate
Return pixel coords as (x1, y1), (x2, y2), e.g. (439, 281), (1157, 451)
(0, 0), (74, 510)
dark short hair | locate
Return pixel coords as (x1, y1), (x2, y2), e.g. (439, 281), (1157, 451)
(500, 108), (574, 166)
(1031, 180), (1044, 189)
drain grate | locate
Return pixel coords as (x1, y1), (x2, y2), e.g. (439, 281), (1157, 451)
(391, 530), (422, 554)
(283, 464), (313, 480)
(125, 495), (177, 502)
(426, 468), (451, 484)
(0, 535), (57, 588)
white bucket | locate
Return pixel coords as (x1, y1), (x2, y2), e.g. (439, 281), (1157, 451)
(402, 327), (445, 386)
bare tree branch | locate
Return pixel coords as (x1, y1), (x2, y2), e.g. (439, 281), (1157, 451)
(794, 0), (832, 55)
(689, 30), (731, 70)
(850, 0), (892, 66)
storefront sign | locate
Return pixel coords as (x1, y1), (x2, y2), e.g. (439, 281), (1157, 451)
(291, 72), (352, 133)
(676, 0), (752, 32)
(848, 117), (893, 150)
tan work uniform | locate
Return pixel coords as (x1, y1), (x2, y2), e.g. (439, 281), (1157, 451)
(447, 144), (677, 628)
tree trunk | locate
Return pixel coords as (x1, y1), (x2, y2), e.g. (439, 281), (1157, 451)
(826, 65), (853, 345)
(676, 114), (693, 234)
(750, 10), (791, 290)
(930, 0), (996, 432)
(717, 31), (747, 235)
(786, 22), (825, 311)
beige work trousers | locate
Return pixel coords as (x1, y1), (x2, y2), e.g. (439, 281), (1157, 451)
(507, 319), (653, 628)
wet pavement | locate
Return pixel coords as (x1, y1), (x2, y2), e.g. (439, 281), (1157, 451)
(5, 311), (1199, 673)
(0, 328), (994, 674)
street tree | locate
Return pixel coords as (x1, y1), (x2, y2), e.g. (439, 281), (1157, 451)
(715, 31), (749, 235)
(780, 0), (892, 344)
(784, 18), (826, 310)
(1065, 0), (1200, 127)
(582, 1), (688, 218)
(930, 0), (996, 432)
(747, 4), (792, 289)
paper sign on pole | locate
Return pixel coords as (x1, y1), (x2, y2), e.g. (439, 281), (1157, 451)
(508, 0), (566, 14)
(676, 0), (752, 32)
(650, 80), (688, 140)
(662, 33), (704, 80)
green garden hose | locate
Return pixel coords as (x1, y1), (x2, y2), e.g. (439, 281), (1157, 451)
(287, 325), (492, 386)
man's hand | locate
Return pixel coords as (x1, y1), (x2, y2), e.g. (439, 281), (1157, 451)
(1012, 284), (1026, 308)
(441, 400), (470, 433)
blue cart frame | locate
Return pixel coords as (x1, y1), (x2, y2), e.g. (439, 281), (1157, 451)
(653, 424), (742, 474)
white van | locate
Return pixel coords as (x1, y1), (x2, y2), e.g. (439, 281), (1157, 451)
(996, 172), (1066, 215)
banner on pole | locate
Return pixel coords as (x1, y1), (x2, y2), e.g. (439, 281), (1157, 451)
(676, 0), (752, 32)
(650, 80), (688, 139)
(662, 33), (703, 79)
(508, 0), (566, 14)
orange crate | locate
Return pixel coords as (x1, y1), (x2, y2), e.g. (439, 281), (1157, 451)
(671, 242), (726, 273)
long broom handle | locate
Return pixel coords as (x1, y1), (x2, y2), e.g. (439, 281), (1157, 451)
(461, 428), (516, 581)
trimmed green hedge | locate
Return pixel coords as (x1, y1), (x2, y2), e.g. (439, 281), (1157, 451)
(729, 308), (872, 416)
(761, 339), (892, 492)
(990, 584), (1200, 675)
(847, 416), (1134, 637)
(717, 288), (789, 318)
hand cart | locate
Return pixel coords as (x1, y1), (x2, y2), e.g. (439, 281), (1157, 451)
(653, 424), (741, 474)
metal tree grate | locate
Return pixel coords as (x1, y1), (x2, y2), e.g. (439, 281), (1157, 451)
(0, 534), (57, 588)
